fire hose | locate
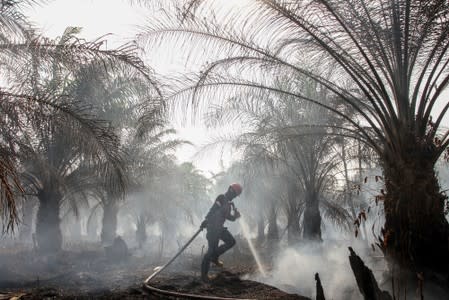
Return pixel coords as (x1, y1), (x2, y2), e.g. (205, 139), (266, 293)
(144, 227), (203, 283)
(143, 209), (254, 299)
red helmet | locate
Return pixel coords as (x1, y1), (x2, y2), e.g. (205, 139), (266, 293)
(230, 183), (242, 196)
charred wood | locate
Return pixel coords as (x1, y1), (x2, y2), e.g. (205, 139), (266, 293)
(315, 273), (325, 300)
(348, 247), (392, 300)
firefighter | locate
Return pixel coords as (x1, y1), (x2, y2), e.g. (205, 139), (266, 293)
(200, 183), (242, 282)
(201, 183), (242, 281)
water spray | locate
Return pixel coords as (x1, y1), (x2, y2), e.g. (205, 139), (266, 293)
(142, 200), (265, 299)
(238, 216), (267, 277)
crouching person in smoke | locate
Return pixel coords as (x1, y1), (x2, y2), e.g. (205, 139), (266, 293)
(105, 236), (129, 261)
(200, 183), (242, 282)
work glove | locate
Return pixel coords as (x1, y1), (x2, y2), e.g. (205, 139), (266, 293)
(200, 219), (208, 229)
(234, 209), (241, 219)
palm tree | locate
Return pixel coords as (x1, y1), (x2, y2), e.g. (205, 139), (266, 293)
(0, 0), (38, 231)
(5, 23), (161, 251)
(0, 0), (160, 232)
(234, 156), (283, 244)
(65, 58), (164, 245)
(204, 77), (352, 242)
(125, 160), (211, 252)
(104, 127), (185, 245)
(144, 0), (449, 274)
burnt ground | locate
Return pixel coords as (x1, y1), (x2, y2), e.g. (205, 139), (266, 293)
(0, 242), (309, 300)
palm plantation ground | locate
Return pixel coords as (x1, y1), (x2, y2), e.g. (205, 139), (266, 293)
(1, 1), (449, 299)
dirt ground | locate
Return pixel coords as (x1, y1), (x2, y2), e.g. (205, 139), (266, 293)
(0, 242), (309, 299)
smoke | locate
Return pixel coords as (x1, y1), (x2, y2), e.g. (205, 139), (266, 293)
(249, 240), (378, 299)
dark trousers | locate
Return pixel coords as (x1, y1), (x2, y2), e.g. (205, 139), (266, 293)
(201, 227), (236, 277)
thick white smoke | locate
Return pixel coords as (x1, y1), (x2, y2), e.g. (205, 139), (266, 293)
(249, 240), (381, 299)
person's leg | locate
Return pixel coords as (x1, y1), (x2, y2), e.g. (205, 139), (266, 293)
(201, 231), (219, 280)
(216, 228), (236, 257)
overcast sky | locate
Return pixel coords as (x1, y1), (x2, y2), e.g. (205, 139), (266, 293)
(26, 0), (141, 42)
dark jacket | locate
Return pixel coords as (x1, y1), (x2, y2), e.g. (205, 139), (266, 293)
(205, 194), (237, 231)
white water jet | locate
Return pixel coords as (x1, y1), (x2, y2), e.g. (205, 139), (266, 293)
(239, 216), (267, 276)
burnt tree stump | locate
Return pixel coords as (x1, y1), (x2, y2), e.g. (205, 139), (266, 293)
(348, 247), (392, 300)
(105, 236), (129, 261)
(315, 273), (325, 300)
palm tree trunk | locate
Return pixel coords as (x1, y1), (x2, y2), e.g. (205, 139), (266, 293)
(342, 139), (357, 220)
(70, 217), (82, 240)
(383, 155), (449, 275)
(19, 198), (37, 242)
(357, 140), (370, 244)
(101, 202), (118, 244)
(136, 216), (147, 249)
(35, 188), (62, 252)
(303, 191), (322, 241)
(267, 204), (279, 241)
(286, 183), (301, 245)
(287, 211), (301, 245)
(87, 214), (98, 240)
(257, 216), (265, 244)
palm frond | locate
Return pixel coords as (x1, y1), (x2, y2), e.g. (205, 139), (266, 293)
(0, 149), (22, 231)
(320, 197), (352, 232)
(141, 0), (449, 164)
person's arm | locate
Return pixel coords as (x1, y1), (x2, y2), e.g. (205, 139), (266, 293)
(225, 203), (241, 221)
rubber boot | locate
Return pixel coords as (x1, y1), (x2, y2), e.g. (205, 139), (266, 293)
(201, 255), (210, 282)
(211, 255), (224, 267)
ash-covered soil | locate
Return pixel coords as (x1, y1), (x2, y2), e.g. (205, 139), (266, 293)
(146, 271), (308, 299)
(0, 242), (309, 299)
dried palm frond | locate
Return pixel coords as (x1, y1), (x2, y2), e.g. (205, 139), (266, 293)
(0, 149), (22, 231)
